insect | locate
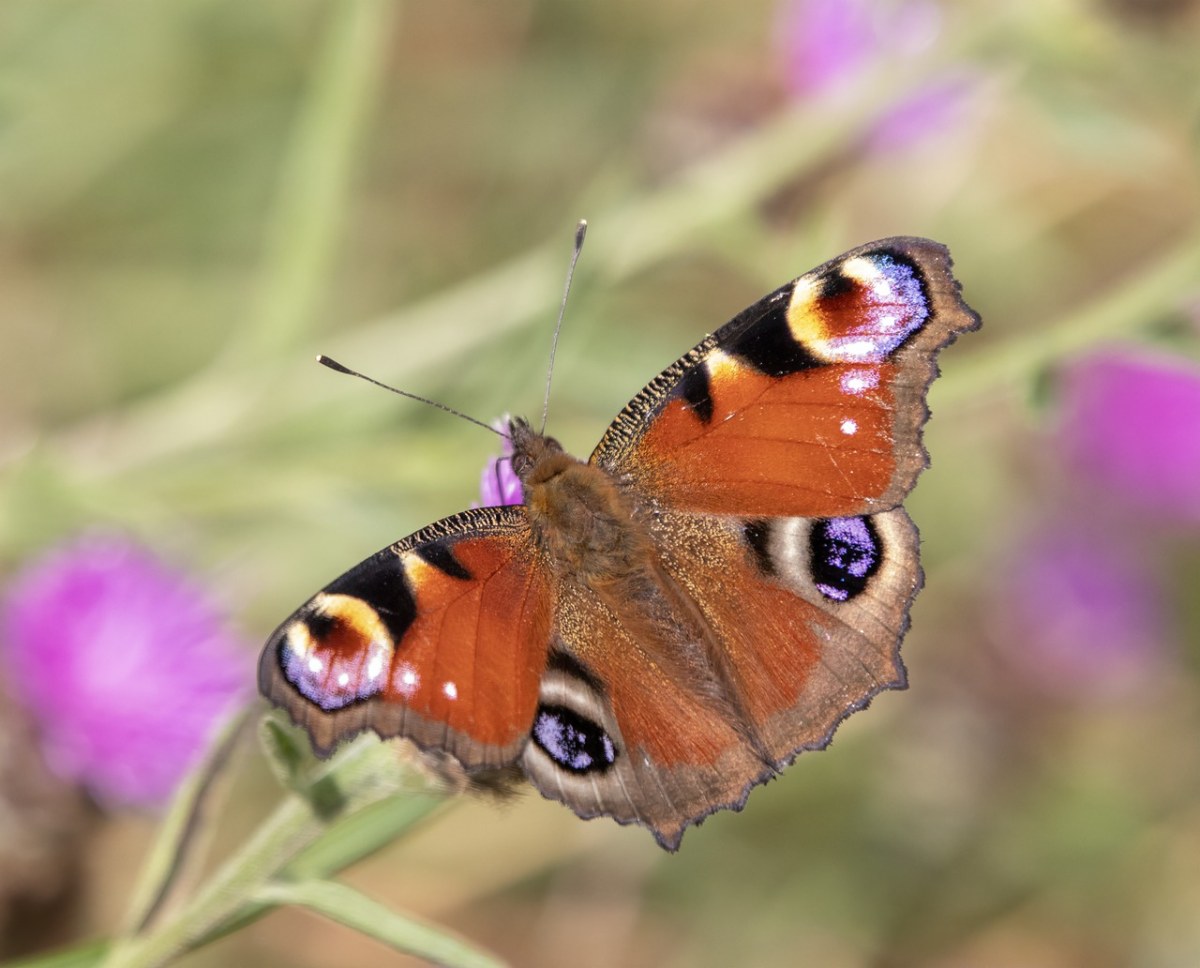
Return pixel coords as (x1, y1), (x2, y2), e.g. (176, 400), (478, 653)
(259, 234), (980, 850)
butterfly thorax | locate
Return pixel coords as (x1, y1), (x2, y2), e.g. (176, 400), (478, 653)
(508, 417), (654, 585)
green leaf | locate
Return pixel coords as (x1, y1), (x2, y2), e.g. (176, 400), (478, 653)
(195, 793), (448, 946)
(258, 712), (318, 793)
(286, 791), (447, 879)
(259, 714), (445, 822)
(252, 880), (508, 968)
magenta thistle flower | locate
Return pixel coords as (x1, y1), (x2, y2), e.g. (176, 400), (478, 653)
(0, 533), (249, 808)
(866, 72), (976, 151)
(991, 523), (1167, 699)
(478, 417), (523, 507)
(775, 0), (972, 151)
(776, 0), (879, 97)
(775, 0), (942, 97)
(1056, 349), (1200, 524)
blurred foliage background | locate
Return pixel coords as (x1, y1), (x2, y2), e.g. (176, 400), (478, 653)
(2, 0), (1199, 965)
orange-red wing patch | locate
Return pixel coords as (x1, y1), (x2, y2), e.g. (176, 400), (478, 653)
(259, 506), (552, 768)
(634, 357), (900, 517)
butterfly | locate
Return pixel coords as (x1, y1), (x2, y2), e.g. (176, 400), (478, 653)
(259, 237), (980, 850)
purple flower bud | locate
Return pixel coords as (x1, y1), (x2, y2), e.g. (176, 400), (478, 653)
(478, 418), (523, 507)
(0, 533), (249, 808)
(1057, 349), (1200, 524)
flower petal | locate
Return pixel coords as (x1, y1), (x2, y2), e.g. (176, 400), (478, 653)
(0, 533), (249, 808)
(991, 523), (1167, 698)
(1057, 349), (1200, 524)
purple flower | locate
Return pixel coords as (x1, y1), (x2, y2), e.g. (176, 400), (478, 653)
(991, 524), (1166, 699)
(478, 418), (523, 507)
(1057, 349), (1200, 524)
(775, 0), (941, 97)
(775, 0), (971, 151)
(867, 72), (975, 152)
(776, 0), (879, 97)
(0, 533), (249, 808)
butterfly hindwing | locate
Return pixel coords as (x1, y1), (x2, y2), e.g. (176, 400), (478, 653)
(656, 507), (918, 765)
(591, 237), (980, 518)
(520, 570), (774, 851)
(258, 506), (553, 769)
(519, 505), (918, 850)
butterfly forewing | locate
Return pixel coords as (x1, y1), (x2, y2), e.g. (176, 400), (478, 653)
(259, 506), (553, 768)
(591, 237), (980, 518)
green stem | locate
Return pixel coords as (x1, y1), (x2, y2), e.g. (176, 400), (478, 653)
(234, 0), (400, 360)
(98, 738), (438, 968)
(117, 709), (251, 937)
(99, 794), (319, 968)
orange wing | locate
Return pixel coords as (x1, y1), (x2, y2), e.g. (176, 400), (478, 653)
(590, 237), (979, 518)
(259, 506), (553, 769)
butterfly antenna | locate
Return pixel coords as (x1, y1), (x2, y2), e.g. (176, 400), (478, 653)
(317, 355), (506, 439)
(540, 219), (588, 434)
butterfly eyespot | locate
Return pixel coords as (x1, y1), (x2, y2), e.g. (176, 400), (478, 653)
(278, 594), (395, 711)
(786, 251), (930, 364)
(531, 703), (618, 774)
(809, 516), (882, 602)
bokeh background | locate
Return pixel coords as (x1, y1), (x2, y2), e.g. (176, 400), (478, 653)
(2, 0), (1199, 965)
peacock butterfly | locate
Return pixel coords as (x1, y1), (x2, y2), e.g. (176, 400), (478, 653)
(259, 236), (980, 850)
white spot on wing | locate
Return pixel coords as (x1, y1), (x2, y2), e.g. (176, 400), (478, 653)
(443, 681), (458, 700)
(840, 369), (879, 395)
(841, 256), (886, 289)
(841, 418), (858, 435)
(395, 663), (419, 698)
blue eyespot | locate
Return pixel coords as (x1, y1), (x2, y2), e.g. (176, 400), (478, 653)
(532, 704), (617, 774)
(810, 516), (881, 602)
